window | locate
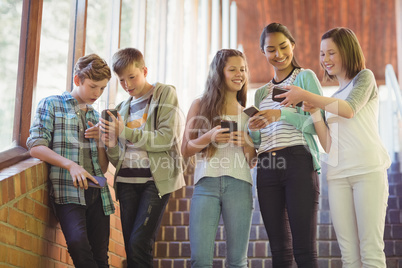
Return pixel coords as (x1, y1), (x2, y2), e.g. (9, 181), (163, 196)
(0, 0), (220, 170)
(86, 1), (114, 111)
(35, 0), (71, 111)
(115, 0), (147, 105)
(0, 0), (23, 152)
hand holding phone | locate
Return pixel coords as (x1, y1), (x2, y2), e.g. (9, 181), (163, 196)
(243, 105), (260, 117)
(272, 86), (302, 107)
(101, 109), (118, 122)
(220, 120), (238, 133)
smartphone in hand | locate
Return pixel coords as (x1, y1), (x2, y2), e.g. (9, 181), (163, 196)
(221, 120), (238, 133)
(272, 86), (302, 107)
(87, 176), (107, 188)
(243, 105), (260, 117)
(101, 109), (118, 122)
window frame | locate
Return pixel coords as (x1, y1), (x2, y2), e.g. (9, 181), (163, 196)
(0, 0), (218, 170)
(0, 0), (43, 170)
(0, 0), (89, 170)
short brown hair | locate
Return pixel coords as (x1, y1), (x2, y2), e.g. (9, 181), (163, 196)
(112, 48), (145, 76)
(74, 54), (111, 83)
(321, 27), (366, 81)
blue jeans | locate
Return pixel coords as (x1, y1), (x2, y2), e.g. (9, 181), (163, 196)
(55, 187), (110, 268)
(257, 145), (319, 268)
(117, 181), (170, 268)
(190, 176), (253, 268)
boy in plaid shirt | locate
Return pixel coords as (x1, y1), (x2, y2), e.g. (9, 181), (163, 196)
(27, 54), (115, 268)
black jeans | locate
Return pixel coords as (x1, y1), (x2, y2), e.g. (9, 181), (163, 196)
(55, 187), (110, 268)
(257, 145), (319, 268)
(117, 181), (170, 268)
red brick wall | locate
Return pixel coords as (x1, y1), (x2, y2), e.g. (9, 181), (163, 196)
(2, 158), (402, 267)
(0, 158), (126, 268)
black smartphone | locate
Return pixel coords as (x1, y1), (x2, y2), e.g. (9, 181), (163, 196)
(101, 109), (118, 122)
(220, 120), (238, 133)
(243, 105), (260, 117)
(87, 176), (107, 188)
(272, 86), (302, 107)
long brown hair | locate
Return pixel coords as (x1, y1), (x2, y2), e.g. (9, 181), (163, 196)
(191, 49), (249, 158)
(321, 27), (366, 82)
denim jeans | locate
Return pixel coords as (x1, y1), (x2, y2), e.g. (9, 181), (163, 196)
(257, 145), (319, 268)
(117, 181), (170, 268)
(189, 176), (253, 268)
(55, 187), (110, 268)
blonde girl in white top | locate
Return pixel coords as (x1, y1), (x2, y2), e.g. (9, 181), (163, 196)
(279, 27), (391, 268)
(181, 49), (256, 267)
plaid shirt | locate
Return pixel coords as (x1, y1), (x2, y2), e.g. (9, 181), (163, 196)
(27, 92), (115, 215)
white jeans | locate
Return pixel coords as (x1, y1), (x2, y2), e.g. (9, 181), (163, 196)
(328, 170), (389, 268)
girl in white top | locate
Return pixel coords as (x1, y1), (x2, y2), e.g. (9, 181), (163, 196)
(181, 49), (256, 267)
(280, 27), (391, 268)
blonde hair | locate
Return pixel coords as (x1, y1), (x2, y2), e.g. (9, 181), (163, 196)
(74, 54), (111, 82)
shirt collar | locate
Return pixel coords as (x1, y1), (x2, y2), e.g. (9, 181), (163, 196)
(62, 91), (95, 112)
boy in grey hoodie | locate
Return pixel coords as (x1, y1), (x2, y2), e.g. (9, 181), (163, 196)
(100, 47), (185, 267)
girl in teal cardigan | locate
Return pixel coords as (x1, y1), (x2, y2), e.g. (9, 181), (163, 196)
(248, 23), (323, 268)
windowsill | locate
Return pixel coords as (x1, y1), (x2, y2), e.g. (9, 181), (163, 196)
(0, 146), (31, 171)
(0, 157), (43, 181)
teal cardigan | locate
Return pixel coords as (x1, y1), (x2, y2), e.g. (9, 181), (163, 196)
(250, 69), (324, 172)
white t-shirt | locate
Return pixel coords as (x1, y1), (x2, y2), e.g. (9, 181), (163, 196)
(326, 69), (391, 179)
(193, 113), (253, 185)
(117, 87), (154, 183)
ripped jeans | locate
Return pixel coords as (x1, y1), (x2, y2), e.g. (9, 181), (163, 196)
(117, 181), (170, 268)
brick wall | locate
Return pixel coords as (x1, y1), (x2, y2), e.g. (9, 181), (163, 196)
(1, 158), (402, 268)
(153, 163), (402, 267)
(0, 158), (126, 268)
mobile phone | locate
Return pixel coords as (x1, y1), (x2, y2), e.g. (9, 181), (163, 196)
(101, 109), (118, 122)
(87, 176), (107, 188)
(272, 86), (302, 107)
(243, 105), (260, 117)
(220, 120), (238, 133)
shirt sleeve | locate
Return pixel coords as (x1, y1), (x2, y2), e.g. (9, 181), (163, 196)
(26, 98), (55, 150)
(281, 69), (324, 135)
(345, 69), (378, 115)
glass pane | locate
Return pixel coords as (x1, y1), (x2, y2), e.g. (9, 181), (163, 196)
(144, 0), (159, 84)
(0, 0), (23, 151)
(86, 0), (113, 111)
(35, 0), (70, 111)
(86, 1), (111, 59)
(115, 0), (147, 105)
(120, 0), (134, 50)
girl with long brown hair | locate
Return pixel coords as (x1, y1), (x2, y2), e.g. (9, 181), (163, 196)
(182, 48), (256, 267)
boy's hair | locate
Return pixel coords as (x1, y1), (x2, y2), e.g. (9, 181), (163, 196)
(112, 48), (145, 75)
(321, 27), (366, 81)
(74, 54), (111, 83)
(260, 22), (301, 68)
(191, 48), (249, 158)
